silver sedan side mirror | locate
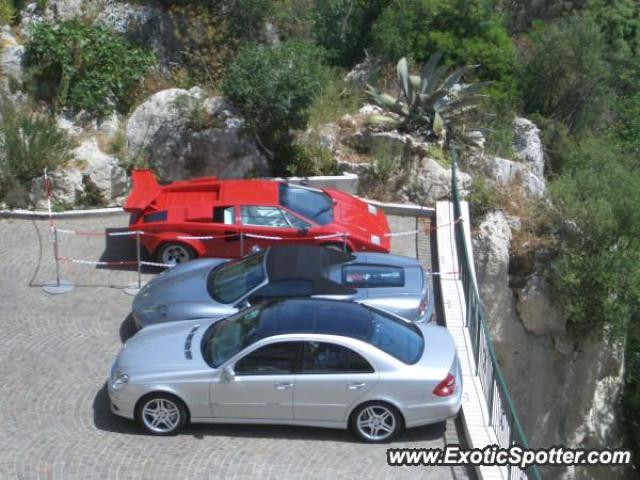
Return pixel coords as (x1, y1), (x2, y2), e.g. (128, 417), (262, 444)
(222, 365), (235, 381)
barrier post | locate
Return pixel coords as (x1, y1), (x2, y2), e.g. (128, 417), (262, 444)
(42, 172), (75, 295)
(240, 232), (244, 257)
(136, 231), (142, 289)
(342, 233), (347, 252)
(124, 231), (145, 296)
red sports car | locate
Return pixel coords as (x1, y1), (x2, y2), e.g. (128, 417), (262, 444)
(124, 170), (391, 264)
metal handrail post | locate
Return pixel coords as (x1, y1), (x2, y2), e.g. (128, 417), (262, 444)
(136, 231), (142, 289)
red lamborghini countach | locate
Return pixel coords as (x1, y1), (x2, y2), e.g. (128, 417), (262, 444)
(124, 170), (391, 264)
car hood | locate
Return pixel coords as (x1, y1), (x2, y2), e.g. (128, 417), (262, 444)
(133, 258), (237, 326)
(117, 319), (209, 371)
(327, 190), (390, 241)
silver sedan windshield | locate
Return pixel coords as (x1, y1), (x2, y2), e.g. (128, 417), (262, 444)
(207, 251), (266, 304)
(202, 305), (267, 367)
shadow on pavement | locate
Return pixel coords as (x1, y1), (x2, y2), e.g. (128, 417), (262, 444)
(185, 419), (446, 443)
(97, 227), (163, 274)
(119, 313), (138, 343)
(93, 382), (144, 436)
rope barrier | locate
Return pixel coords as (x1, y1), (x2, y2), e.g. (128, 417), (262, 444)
(39, 164), (463, 295)
(58, 256), (138, 267)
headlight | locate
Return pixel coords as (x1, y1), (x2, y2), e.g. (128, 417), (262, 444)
(141, 305), (167, 318)
(370, 234), (381, 245)
(368, 204), (378, 215)
(111, 372), (129, 391)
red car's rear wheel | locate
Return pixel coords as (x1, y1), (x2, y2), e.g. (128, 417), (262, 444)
(157, 243), (196, 265)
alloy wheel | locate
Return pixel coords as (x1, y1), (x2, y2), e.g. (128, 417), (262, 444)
(356, 405), (397, 441)
(141, 398), (182, 434)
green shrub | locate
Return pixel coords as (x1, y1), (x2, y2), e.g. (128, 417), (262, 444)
(371, 141), (404, 183)
(307, 73), (363, 128)
(465, 177), (501, 225)
(222, 40), (330, 175)
(270, 0), (314, 41)
(25, 19), (155, 117)
(0, 0), (14, 24)
(370, 0), (515, 85)
(312, 0), (387, 67)
(0, 106), (75, 206)
(548, 138), (640, 336)
(281, 139), (338, 177)
(518, 13), (611, 133)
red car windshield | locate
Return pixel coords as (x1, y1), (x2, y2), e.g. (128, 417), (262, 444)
(279, 183), (333, 225)
(208, 251), (266, 304)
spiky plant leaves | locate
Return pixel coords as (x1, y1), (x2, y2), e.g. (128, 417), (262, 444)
(365, 51), (490, 150)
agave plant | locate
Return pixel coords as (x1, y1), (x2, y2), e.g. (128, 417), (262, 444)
(365, 52), (489, 149)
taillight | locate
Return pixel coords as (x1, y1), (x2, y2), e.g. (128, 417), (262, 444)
(433, 373), (455, 397)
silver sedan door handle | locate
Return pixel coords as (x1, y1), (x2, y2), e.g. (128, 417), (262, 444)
(275, 382), (293, 390)
(348, 382), (366, 390)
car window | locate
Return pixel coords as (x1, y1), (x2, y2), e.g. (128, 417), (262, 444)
(282, 209), (311, 229)
(279, 183), (334, 225)
(342, 265), (405, 288)
(213, 206), (235, 224)
(368, 309), (423, 364)
(241, 206), (291, 228)
(208, 251), (266, 304)
(302, 342), (374, 374)
(235, 341), (302, 375)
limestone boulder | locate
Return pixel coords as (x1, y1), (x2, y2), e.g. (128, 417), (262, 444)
(401, 157), (471, 206)
(0, 27), (25, 84)
(513, 116), (544, 178)
(516, 274), (566, 336)
(483, 155), (545, 197)
(34, 138), (127, 206)
(125, 87), (206, 155)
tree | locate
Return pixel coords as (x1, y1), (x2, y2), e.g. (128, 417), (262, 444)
(221, 41), (329, 174)
(312, 0), (388, 67)
(518, 13), (611, 133)
(370, 0), (514, 84)
(549, 138), (640, 335)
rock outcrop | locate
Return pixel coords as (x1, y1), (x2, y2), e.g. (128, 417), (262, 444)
(473, 211), (624, 480)
(126, 88), (269, 182)
(30, 137), (127, 207)
(125, 87), (206, 155)
(476, 116), (546, 197)
(513, 116), (544, 178)
(401, 157), (471, 205)
(0, 27), (24, 85)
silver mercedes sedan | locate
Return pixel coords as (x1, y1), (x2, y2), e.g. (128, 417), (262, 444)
(132, 245), (434, 328)
(109, 298), (462, 442)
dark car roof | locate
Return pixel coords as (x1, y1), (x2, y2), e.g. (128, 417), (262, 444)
(250, 298), (406, 340)
(265, 245), (357, 296)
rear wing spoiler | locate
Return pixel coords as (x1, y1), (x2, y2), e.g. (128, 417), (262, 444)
(123, 169), (162, 213)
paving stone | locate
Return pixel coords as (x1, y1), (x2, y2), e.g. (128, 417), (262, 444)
(0, 214), (460, 480)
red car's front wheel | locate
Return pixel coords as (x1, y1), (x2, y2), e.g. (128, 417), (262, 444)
(157, 243), (196, 265)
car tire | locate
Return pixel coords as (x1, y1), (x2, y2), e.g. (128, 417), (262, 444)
(157, 243), (196, 265)
(136, 393), (188, 436)
(350, 401), (402, 443)
(322, 242), (351, 253)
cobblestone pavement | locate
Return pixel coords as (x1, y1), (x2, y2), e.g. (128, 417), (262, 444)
(0, 214), (467, 480)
